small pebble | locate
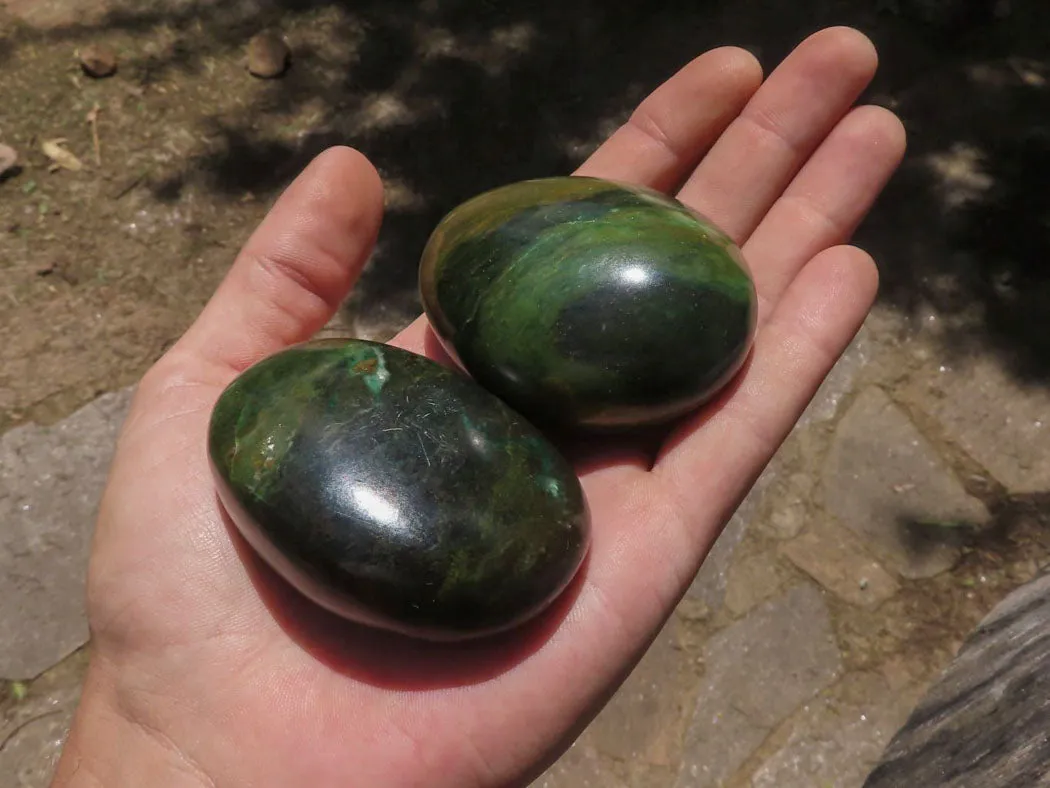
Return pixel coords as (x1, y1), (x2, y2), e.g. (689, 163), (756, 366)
(79, 44), (118, 78)
(247, 32), (290, 79)
(0, 144), (17, 178)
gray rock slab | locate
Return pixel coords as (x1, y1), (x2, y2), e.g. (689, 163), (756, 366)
(751, 671), (920, 788)
(724, 551), (787, 618)
(585, 618), (688, 767)
(686, 502), (751, 610)
(865, 571), (1050, 788)
(676, 585), (842, 787)
(532, 742), (628, 788)
(0, 651), (87, 788)
(0, 388), (132, 679)
(780, 519), (900, 609)
(905, 356), (1050, 493)
(679, 705), (767, 788)
(535, 619), (692, 787)
(822, 387), (987, 580)
(799, 317), (873, 426)
(0, 709), (74, 788)
(687, 461), (777, 609)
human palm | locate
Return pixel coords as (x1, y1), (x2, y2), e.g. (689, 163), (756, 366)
(54, 28), (905, 788)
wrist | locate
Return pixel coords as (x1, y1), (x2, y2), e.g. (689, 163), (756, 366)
(51, 661), (212, 788)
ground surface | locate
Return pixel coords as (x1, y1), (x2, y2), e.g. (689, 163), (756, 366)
(2, 1), (1050, 786)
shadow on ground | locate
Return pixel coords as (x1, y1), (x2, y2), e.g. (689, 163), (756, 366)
(7, 0), (1049, 366)
(3, 2), (1050, 784)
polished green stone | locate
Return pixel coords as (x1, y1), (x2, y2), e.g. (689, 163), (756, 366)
(419, 176), (758, 430)
(208, 339), (589, 640)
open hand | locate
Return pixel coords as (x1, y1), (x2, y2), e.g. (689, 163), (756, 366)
(54, 27), (904, 788)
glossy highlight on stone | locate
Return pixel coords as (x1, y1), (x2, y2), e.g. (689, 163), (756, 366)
(420, 176), (758, 430)
(208, 339), (589, 640)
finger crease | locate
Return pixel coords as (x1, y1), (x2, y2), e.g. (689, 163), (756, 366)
(710, 385), (784, 457)
(791, 304), (847, 368)
(250, 251), (340, 313)
(778, 192), (851, 242)
(627, 108), (688, 166)
(581, 575), (632, 645)
(736, 108), (806, 160)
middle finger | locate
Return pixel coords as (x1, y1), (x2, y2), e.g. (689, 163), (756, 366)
(676, 27), (878, 244)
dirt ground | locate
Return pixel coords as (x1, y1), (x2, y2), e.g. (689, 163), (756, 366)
(3, 0), (1050, 785)
(2, 0), (1046, 434)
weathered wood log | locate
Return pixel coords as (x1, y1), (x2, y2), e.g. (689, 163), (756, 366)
(865, 571), (1050, 787)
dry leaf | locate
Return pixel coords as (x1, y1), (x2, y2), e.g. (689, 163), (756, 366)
(41, 138), (84, 171)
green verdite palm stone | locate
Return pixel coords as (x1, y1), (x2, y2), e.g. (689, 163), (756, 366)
(420, 176), (757, 430)
(208, 339), (589, 640)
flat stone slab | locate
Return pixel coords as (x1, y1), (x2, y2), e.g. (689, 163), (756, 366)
(533, 742), (628, 788)
(865, 571), (1050, 787)
(584, 618), (688, 768)
(798, 316), (873, 426)
(0, 710), (74, 787)
(533, 618), (691, 786)
(751, 671), (920, 788)
(822, 387), (988, 580)
(676, 584), (842, 787)
(0, 650), (87, 788)
(685, 494), (752, 610)
(724, 550), (788, 617)
(687, 455), (779, 609)
(905, 357), (1050, 493)
(0, 388), (132, 679)
(780, 518), (900, 608)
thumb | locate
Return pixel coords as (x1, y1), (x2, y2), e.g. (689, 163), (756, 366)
(175, 145), (384, 378)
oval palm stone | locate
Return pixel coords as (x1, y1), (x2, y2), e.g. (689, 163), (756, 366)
(419, 176), (758, 430)
(208, 339), (589, 640)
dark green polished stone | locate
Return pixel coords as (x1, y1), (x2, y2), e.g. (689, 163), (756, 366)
(419, 176), (758, 430)
(208, 339), (589, 640)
